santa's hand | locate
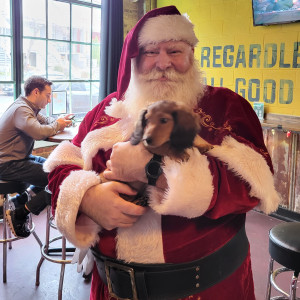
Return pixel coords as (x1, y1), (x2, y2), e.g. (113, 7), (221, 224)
(79, 181), (147, 231)
(103, 141), (152, 183)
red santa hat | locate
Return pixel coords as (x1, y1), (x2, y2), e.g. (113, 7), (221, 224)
(116, 6), (198, 100)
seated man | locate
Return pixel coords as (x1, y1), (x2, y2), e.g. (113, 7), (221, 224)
(0, 76), (72, 238)
(45, 6), (280, 300)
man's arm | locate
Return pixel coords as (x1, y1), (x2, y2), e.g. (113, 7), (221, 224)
(15, 107), (71, 140)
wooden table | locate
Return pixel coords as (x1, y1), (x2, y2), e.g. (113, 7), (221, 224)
(47, 124), (79, 142)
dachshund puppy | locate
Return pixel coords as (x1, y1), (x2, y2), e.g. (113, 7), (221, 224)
(131, 100), (213, 162)
(103, 100), (213, 206)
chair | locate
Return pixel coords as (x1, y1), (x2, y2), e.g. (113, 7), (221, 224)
(265, 222), (300, 300)
(0, 180), (41, 283)
(35, 204), (76, 300)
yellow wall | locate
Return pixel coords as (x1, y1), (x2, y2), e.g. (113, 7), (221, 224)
(157, 0), (300, 116)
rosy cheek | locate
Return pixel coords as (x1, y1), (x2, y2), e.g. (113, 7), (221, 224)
(139, 56), (156, 73)
(180, 57), (192, 73)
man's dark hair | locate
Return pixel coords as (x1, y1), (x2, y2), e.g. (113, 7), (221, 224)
(24, 76), (53, 96)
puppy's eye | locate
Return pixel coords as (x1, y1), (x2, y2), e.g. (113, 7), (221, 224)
(160, 118), (169, 124)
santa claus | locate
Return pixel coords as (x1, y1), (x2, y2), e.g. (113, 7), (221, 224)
(45, 5), (280, 300)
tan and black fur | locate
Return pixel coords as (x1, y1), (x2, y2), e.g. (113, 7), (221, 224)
(131, 100), (213, 162)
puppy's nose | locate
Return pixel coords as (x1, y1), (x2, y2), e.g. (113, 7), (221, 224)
(145, 137), (152, 145)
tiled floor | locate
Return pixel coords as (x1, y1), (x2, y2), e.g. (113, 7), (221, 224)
(0, 209), (298, 300)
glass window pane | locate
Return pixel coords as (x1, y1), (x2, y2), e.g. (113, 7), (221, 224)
(0, 37), (12, 80)
(92, 45), (100, 80)
(91, 82), (99, 107)
(92, 7), (100, 80)
(71, 43), (90, 80)
(0, 0), (11, 35)
(48, 41), (70, 80)
(72, 5), (91, 43)
(93, 0), (101, 4)
(92, 7), (101, 43)
(70, 82), (91, 114)
(0, 83), (14, 117)
(52, 81), (91, 114)
(23, 39), (46, 80)
(48, 0), (70, 41)
(23, 0), (46, 38)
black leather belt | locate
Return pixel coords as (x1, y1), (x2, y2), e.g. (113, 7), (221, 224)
(91, 225), (249, 300)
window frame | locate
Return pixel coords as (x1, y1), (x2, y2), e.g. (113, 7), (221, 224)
(0, 0), (101, 117)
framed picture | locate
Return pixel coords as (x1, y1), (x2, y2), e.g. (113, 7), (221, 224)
(253, 102), (264, 121)
(252, 0), (300, 26)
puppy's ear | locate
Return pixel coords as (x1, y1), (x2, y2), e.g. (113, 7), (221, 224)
(170, 109), (199, 151)
(130, 109), (147, 145)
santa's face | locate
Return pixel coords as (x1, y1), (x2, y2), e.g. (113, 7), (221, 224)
(121, 40), (205, 120)
(136, 41), (194, 77)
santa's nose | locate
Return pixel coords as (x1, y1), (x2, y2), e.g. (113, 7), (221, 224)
(156, 53), (171, 70)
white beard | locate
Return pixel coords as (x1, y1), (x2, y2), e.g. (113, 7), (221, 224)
(105, 59), (206, 123)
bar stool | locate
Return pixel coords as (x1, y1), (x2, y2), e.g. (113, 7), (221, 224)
(35, 204), (76, 300)
(0, 180), (41, 283)
(265, 222), (300, 300)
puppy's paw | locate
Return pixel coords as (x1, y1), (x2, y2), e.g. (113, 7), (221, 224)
(193, 135), (214, 154)
(198, 144), (214, 154)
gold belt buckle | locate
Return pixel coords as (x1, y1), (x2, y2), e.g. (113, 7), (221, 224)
(104, 260), (138, 300)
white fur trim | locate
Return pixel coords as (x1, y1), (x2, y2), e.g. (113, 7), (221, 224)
(81, 119), (134, 170)
(44, 141), (83, 172)
(116, 209), (164, 263)
(55, 170), (101, 249)
(150, 148), (214, 218)
(138, 14), (198, 47)
(208, 136), (281, 214)
(104, 98), (128, 119)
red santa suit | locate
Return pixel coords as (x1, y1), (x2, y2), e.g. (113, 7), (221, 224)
(45, 6), (280, 300)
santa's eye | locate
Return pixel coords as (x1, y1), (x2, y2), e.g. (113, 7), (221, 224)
(160, 118), (169, 124)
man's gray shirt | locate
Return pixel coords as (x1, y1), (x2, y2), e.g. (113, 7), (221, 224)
(0, 96), (60, 164)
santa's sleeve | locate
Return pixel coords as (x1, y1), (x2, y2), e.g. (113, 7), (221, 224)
(149, 89), (281, 219)
(45, 141), (102, 249)
(45, 105), (108, 249)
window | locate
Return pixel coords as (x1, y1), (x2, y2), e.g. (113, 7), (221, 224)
(0, 0), (14, 114)
(0, 0), (101, 118)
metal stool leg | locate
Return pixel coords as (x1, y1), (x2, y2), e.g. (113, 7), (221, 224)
(2, 194), (9, 283)
(58, 236), (67, 300)
(36, 205), (75, 299)
(36, 206), (51, 286)
(289, 271), (299, 300)
(58, 263), (66, 300)
(27, 213), (42, 247)
(266, 257), (274, 300)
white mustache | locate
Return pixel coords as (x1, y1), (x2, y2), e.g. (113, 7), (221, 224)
(139, 69), (185, 82)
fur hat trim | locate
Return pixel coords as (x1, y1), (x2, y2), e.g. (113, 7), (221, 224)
(138, 14), (198, 47)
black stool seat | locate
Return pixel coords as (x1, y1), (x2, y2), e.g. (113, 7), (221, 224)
(269, 222), (300, 273)
(0, 180), (27, 195)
